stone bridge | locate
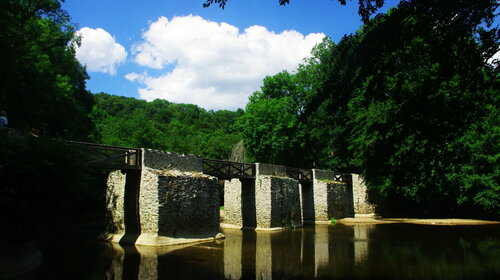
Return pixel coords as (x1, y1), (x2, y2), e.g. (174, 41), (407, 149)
(103, 148), (376, 246)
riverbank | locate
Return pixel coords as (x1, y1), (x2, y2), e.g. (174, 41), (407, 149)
(338, 217), (500, 225)
(220, 209), (499, 226)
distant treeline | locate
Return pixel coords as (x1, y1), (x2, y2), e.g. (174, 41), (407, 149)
(89, 93), (243, 160)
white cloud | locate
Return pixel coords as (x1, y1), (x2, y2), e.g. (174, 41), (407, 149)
(487, 50), (500, 66)
(74, 27), (127, 75)
(128, 15), (325, 110)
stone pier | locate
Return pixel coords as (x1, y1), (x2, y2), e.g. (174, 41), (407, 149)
(105, 149), (221, 246)
(351, 174), (377, 217)
(304, 169), (348, 223)
(222, 163), (302, 230)
(223, 178), (257, 229)
(105, 147), (380, 242)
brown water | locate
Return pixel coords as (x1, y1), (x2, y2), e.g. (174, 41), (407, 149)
(33, 223), (499, 279)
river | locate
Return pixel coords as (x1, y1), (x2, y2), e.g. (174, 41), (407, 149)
(32, 223), (499, 279)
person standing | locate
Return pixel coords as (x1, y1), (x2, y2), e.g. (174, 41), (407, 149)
(0, 110), (7, 129)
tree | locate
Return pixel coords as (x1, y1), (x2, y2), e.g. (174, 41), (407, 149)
(203, 0), (386, 22)
(90, 93), (243, 160)
(237, 0), (499, 217)
(308, 0), (499, 216)
(238, 71), (313, 167)
(0, 0), (93, 139)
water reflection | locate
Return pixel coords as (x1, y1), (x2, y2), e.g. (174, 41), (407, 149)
(353, 224), (373, 266)
(34, 224), (500, 279)
(107, 243), (215, 280)
(223, 231), (242, 279)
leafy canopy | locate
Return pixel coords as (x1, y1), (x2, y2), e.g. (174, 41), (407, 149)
(90, 93), (243, 160)
(239, 0), (499, 217)
(0, 0), (93, 139)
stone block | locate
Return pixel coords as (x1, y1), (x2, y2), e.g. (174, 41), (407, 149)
(142, 149), (203, 173)
(310, 169), (348, 222)
(223, 179), (256, 229)
(105, 150), (221, 246)
(255, 163), (287, 177)
(223, 179), (243, 227)
(255, 176), (302, 229)
(351, 174), (376, 216)
(106, 170), (126, 235)
(156, 174), (220, 238)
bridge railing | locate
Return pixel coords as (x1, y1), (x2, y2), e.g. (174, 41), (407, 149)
(285, 167), (313, 182)
(69, 141), (142, 170)
(329, 173), (350, 183)
(286, 168), (351, 183)
(202, 159), (255, 180)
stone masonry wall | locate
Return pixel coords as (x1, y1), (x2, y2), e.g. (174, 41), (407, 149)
(328, 182), (347, 219)
(269, 177), (302, 228)
(312, 169), (348, 222)
(142, 149), (203, 172)
(255, 163), (302, 229)
(157, 175), (219, 238)
(223, 179), (256, 229)
(138, 168), (161, 234)
(138, 149), (220, 242)
(106, 170), (126, 234)
(106, 149), (221, 245)
(223, 179), (243, 227)
(351, 174), (377, 216)
(255, 163), (287, 177)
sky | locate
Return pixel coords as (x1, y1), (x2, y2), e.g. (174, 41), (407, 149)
(63, 0), (401, 111)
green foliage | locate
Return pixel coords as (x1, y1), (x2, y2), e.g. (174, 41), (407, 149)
(90, 93), (243, 160)
(240, 0), (499, 217)
(320, 0), (500, 217)
(238, 39), (342, 168)
(238, 71), (313, 167)
(0, 0), (93, 139)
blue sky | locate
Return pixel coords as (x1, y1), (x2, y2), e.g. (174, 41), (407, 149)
(63, 0), (400, 110)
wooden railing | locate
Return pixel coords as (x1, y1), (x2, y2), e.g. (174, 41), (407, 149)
(286, 168), (350, 183)
(70, 141), (142, 170)
(202, 159), (255, 180)
(330, 173), (350, 183)
(285, 167), (313, 182)
(69, 140), (349, 184)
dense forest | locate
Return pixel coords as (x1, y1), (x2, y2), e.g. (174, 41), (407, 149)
(0, 0), (498, 238)
(89, 93), (243, 160)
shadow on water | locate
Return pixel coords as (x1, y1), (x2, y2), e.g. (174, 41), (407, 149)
(32, 223), (500, 279)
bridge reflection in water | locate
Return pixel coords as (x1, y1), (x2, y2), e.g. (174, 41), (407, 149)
(101, 223), (500, 280)
(106, 224), (362, 279)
